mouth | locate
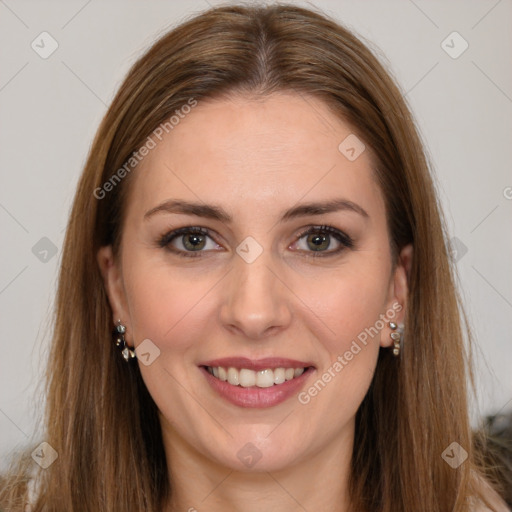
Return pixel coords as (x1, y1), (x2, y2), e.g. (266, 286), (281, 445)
(202, 365), (313, 388)
(198, 357), (316, 408)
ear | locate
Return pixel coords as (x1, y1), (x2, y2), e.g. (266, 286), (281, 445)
(380, 243), (413, 348)
(97, 245), (131, 338)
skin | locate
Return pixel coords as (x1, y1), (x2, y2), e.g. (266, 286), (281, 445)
(98, 92), (412, 512)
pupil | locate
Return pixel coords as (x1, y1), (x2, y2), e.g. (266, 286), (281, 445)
(184, 234), (205, 250)
(309, 234), (328, 251)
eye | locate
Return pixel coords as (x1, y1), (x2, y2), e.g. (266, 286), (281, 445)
(158, 224), (354, 258)
(292, 225), (354, 257)
(158, 227), (221, 257)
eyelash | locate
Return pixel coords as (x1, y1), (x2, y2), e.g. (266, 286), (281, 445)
(157, 225), (354, 258)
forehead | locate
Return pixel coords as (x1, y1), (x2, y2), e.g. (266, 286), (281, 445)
(126, 92), (383, 223)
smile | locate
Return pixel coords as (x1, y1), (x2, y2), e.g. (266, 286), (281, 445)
(205, 366), (308, 388)
(199, 357), (316, 408)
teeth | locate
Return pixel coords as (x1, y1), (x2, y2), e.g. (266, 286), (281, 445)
(256, 369), (274, 388)
(218, 366), (227, 381)
(274, 368), (286, 384)
(239, 369), (256, 388)
(227, 367), (239, 386)
(206, 366), (309, 388)
(294, 368), (305, 377)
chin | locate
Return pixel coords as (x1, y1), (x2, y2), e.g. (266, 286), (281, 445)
(209, 431), (307, 473)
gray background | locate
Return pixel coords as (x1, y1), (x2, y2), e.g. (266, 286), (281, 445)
(1, 0), (511, 467)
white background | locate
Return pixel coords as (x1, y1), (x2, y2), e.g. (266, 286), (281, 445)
(1, 0), (511, 467)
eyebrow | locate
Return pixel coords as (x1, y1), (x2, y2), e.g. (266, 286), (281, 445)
(144, 198), (369, 223)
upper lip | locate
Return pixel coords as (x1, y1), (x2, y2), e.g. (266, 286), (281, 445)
(200, 357), (315, 372)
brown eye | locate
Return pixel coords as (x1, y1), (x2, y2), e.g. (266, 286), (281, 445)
(305, 232), (330, 251)
(293, 225), (354, 256)
(158, 227), (221, 257)
(181, 232), (207, 251)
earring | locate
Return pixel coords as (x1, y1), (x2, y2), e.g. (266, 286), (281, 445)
(113, 320), (136, 362)
(389, 321), (403, 357)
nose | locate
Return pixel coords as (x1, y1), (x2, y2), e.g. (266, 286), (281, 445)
(218, 248), (292, 340)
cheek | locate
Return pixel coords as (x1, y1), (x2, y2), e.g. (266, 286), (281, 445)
(122, 259), (207, 349)
(122, 261), (215, 412)
(295, 273), (387, 426)
(299, 263), (391, 351)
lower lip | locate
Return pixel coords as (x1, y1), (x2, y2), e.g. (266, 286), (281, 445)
(200, 366), (315, 408)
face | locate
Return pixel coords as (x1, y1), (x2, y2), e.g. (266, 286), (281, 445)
(98, 92), (410, 473)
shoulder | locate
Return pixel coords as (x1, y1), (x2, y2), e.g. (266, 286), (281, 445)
(470, 474), (510, 512)
(472, 501), (510, 512)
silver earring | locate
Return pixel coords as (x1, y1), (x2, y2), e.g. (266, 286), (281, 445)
(389, 321), (403, 357)
(113, 320), (136, 362)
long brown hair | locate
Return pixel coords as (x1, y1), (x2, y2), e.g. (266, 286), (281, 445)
(0, 3), (505, 511)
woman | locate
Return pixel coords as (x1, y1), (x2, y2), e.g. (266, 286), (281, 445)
(1, 3), (509, 511)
